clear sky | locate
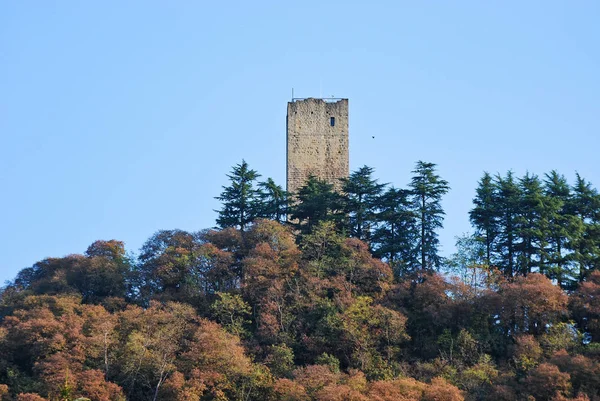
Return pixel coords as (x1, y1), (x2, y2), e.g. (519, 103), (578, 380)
(1, 1), (599, 284)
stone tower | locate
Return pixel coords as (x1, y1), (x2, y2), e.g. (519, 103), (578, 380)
(286, 98), (349, 195)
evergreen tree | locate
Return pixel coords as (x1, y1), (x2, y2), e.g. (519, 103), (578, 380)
(494, 172), (521, 277)
(515, 173), (546, 276)
(570, 173), (600, 280)
(544, 171), (582, 287)
(341, 166), (386, 242)
(215, 160), (261, 232)
(469, 172), (499, 266)
(372, 187), (416, 275)
(290, 175), (343, 234)
(257, 177), (288, 223)
(409, 161), (450, 271)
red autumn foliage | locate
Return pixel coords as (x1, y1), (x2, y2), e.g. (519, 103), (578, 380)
(498, 274), (568, 335)
(525, 363), (572, 401)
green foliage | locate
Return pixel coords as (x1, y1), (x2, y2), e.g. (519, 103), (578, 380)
(290, 176), (344, 234)
(339, 296), (408, 379)
(300, 221), (345, 278)
(470, 172), (498, 266)
(340, 165), (385, 242)
(372, 187), (416, 275)
(437, 329), (479, 367)
(515, 172), (546, 276)
(409, 161), (450, 271)
(539, 323), (581, 356)
(544, 171), (583, 287)
(137, 229), (204, 303)
(3, 162), (600, 401)
(457, 354), (498, 397)
(265, 344), (295, 378)
(58, 369), (73, 401)
(210, 292), (251, 338)
(314, 353), (340, 373)
(469, 169), (600, 287)
(494, 171), (522, 277)
(570, 173), (600, 281)
(257, 177), (288, 223)
(446, 233), (491, 292)
(215, 159), (261, 232)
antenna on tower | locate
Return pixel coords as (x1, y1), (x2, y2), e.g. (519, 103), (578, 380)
(291, 88), (294, 101)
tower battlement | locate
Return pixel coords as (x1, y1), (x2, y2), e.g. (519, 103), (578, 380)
(286, 98), (349, 195)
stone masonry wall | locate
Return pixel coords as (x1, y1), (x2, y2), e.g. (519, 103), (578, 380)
(286, 98), (349, 195)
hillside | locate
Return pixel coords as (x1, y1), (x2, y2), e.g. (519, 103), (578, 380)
(0, 162), (599, 401)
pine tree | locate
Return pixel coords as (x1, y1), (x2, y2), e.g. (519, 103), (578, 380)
(372, 187), (416, 275)
(570, 173), (600, 280)
(257, 177), (288, 223)
(215, 160), (261, 232)
(494, 172), (521, 277)
(290, 176), (343, 234)
(409, 161), (450, 271)
(469, 172), (499, 266)
(544, 171), (582, 287)
(516, 173), (546, 276)
(341, 166), (386, 242)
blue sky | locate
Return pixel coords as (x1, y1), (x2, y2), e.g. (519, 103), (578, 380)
(1, 1), (598, 284)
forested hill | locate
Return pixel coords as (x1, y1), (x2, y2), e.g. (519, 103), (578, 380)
(0, 161), (599, 401)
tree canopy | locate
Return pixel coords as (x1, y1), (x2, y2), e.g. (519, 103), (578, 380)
(1, 161), (600, 401)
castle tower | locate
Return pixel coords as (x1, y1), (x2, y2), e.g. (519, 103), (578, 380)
(286, 98), (349, 195)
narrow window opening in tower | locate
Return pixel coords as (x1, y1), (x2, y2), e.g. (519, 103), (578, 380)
(330, 117), (335, 126)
